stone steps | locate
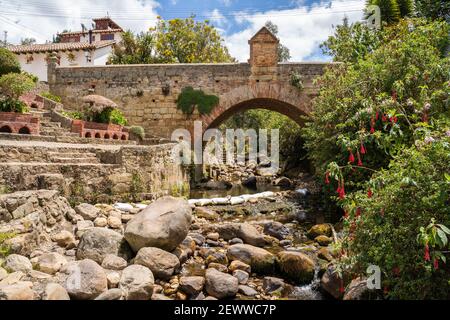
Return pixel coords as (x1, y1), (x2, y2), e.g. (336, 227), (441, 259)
(0, 133), (137, 145)
(50, 157), (101, 164)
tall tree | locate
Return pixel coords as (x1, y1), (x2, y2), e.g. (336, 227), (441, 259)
(108, 31), (159, 64)
(397, 0), (414, 17)
(152, 16), (234, 63)
(264, 21), (291, 62)
(366, 0), (401, 24)
(415, 0), (450, 20)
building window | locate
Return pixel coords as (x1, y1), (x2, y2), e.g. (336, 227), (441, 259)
(100, 34), (114, 41)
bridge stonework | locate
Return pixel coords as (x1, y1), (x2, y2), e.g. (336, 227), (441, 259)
(49, 28), (332, 139)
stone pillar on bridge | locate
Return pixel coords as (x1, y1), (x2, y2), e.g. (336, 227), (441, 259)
(248, 26), (279, 82)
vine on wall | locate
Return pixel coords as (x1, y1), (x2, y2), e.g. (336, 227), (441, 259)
(176, 86), (219, 115)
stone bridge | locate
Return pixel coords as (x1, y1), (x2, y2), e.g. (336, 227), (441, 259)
(49, 27), (333, 139)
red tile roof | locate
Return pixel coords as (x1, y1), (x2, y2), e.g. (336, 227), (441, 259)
(7, 40), (115, 54)
(59, 29), (123, 36)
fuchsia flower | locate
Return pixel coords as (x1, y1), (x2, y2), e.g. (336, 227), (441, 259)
(424, 244), (431, 262)
(360, 144), (366, 155)
(367, 188), (373, 198)
(348, 151), (355, 163)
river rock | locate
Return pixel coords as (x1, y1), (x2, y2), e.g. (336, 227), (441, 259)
(203, 180), (232, 190)
(179, 276), (205, 296)
(35, 252), (67, 275)
(278, 251), (315, 284)
(263, 221), (290, 240)
(242, 176), (257, 189)
(343, 277), (370, 300)
(238, 285), (258, 296)
(114, 203), (133, 212)
(94, 217), (108, 227)
(307, 224), (332, 239)
(42, 283), (70, 300)
(119, 265), (154, 300)
(75, 203), (100, 221)
(65, 259), (107, 300)
(0, 281), (34, 300)
(51, 230), (76, 248)
(101, 254), (128, 270)
(205, 268), (238, 299)
(315, 235), (332, 246)
(95, 288), (124, 300)
(274, 177), (292, 187)
(76, 227), (132, 264)
(233, 270), (249, 284)
(0, 267), (7, 281)
(106, 270), (121, 288)
(134, 247), (180, 280)
(321, 266), (348, 299)
(194, 207), (219, 221)
(262, 276), (285, 294)
(4, 254), (32, 273)
(124, 197), (192, 252)
(216, 223), (266, 247)
(229, 260), (251, 273)
(227, 244), (277, 274)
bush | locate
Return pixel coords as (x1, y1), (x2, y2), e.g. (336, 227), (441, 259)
(0, 98), (28, 113)
(0, 232), (16, 257)
(40, 91), (61, 103)
(93, 107), (128, 126)
(21, 71), (38, 84)
(0, 72), (36, 99)
(338, 131), (450, 299)
(0, 48), (20, 77)
(130, 126), (145, 139)
(61, 110), (83, 120)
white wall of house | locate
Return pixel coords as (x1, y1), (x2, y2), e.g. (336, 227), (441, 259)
(79, 32), (122, 44)
(15, 46), (113, 82)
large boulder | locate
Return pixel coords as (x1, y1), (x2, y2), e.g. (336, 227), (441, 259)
(321, 266), (350, 299)
(0, 281), (34, 300)
(263, 221), (290, 240)
(134, 247), (180, 280)
(277, 251), (315, 284)
(42, 283), (70, 300)
(205, 268), (238, 299)
(35, 252), (67, 275)
(119, 265), (154, 300)
(307, 224), (332, 239)
(343, 277), (371, 300)
(179, 276), (205, 296)
(76, 227), (132, 264)
(227, 244), (277, 274)
(124, 197), (192, 252)
(215, 223), (267, 247)
(65, 259), (107, 300)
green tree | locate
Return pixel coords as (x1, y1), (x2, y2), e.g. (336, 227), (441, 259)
(321, 17), (382, 63)
(415, 0), (450, 20)
(264, 21), (291, 62)
(108, 30), (159, 64)
(397, 0), (414, 17)
(20, 38), (36, 45)
(0, 73), (36, 99)
(366, 0), (401, 24)
(0, 48), (20, 77)
(152, 16), (235, 63)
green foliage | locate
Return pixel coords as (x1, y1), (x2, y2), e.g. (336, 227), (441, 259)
(21, 71), (38, 84)
(0, 98), (28, 113)
(414, 0), (450, 20)
(176, 86), (219, 115)
(108, 30), (160, 64)
(264, 21), (291, 62)
(40, 91), (61, 103)
(0, 232), (15, 257)
(303, 19), (449, 195)
(0, 72), (36, 99)
(337, 134), (450, 299)
(93, 108), (128, 126)
(289, 71), (303, 91)
(366, 0), (401, 24)
(0, 48), (20, 77)
(321, 18), (382, 63)
(61, 110), (83, 120)
(130, 126), (145, 140)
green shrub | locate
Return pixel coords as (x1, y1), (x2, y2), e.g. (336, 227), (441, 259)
(130, 126), (145, 139)
(0, 98), (29, 113)
(338, 132), (450, 299)
(40, 91), (61, 103)
(61, 110), (84, 120)
(0, 48), (20, 77)
(176, 86), (219, 115)
(0, 72), (36, 99)
(93, 108), (128, 126)
(290, 71), (303, 91)
(21, 71), (38, 84)
(0, 232), (16, 257)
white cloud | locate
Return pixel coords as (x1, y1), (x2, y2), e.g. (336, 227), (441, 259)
(224, 0), (366, 62)
(208, 9), (227, 28)
(219, 0), (233, 7)
(0, 0), (160, 44)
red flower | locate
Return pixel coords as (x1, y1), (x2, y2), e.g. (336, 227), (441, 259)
(339, 183), (346, 199)
(393, 116), (398, 123)
(348, 151), (355, 163)
(356, 207), (361, 217)
(424, 244), (431, 262)
(434, 258), (439, 270)
(360, 144), (366, 155)
(382, 114), (387, 122)
(367, 188), (373, 198)
(370, 126), (375, 134)
(325, 171), (330, 184)
(336, 182), (341, 194)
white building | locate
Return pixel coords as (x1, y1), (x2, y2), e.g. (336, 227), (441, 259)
(7, 17), (123, 82)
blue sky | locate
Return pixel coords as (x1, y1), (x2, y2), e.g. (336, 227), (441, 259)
(0, 0), (366, 61)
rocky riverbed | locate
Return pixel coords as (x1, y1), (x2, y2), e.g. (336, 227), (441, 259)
(0, 184), (365, 300)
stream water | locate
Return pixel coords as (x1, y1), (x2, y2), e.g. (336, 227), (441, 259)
(189, 182), (333, 300)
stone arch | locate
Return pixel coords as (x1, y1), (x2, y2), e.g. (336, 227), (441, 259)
(0, 126), (12, 133)
(85, 132), (92, 138)
(18, 126), (31, 135)
(199, 83), (313, 132)
(95, 132), (101, 139)
(104, 133), (110, 139)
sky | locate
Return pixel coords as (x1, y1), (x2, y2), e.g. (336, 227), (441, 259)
(0, 0), (366, 62)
